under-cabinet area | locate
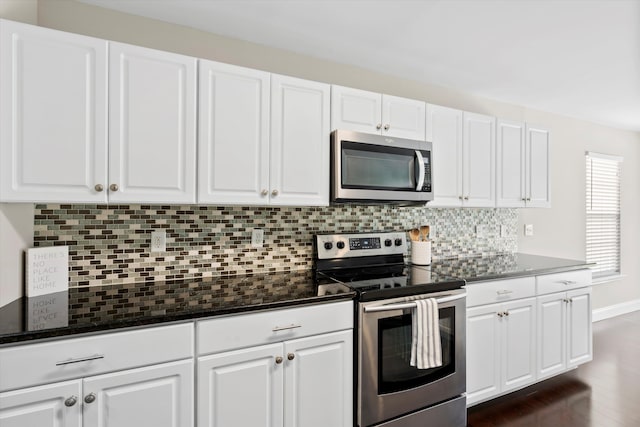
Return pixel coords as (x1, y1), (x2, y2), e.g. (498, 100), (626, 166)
(0, 301), (353, 427)
(466, 269), (592, 406)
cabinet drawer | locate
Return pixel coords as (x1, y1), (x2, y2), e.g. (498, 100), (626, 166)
(466, 277), (536, 307)
(0, 323), (193, 392)
(197, 301), (353, 355)
(537, 270), (592, 295)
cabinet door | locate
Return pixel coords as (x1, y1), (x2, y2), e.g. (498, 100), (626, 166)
(270, 75), (330, 206)
(463, 112), (496, 207)
(496, 120), (526, 207)
(83, 360), (193, 427)
(537, 293), (566, 380)
(566, 288), (592, 368)
(502, 298), (536, 393)
(198, 343), (283, 427)
(426, 104), (463, 207)
(0, 20), (108, 203)
(0, 380), (82, 427)
(109, 42), (197, 204)
(466, 303), (501, 405)
(525, 124), (550, 208)
(198, 60), (270, 205)
(330, 85), (382, 134)
(284, 330), (353, 427)
(381, 94), (426, 140)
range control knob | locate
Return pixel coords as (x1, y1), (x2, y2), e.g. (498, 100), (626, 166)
(336, 241), (345, 249)
(394, 238), (403, 246)
(323, 242), (333, 250)
(384, 239), (392, 247)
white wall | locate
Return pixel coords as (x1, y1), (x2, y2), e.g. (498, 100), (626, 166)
(0, 0), (37, 24)
(22, 0), (640, 310)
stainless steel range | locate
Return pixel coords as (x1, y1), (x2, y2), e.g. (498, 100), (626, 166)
(314, 231), (467, 427)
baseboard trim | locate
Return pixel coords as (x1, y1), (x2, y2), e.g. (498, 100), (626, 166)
(593, 299), (640, 322)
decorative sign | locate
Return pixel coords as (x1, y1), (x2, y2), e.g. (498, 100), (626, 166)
(27, 291), (69, 331)
(26, 246), (69, 297)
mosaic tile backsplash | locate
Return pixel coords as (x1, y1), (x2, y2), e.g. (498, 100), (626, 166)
(34, 204), (518, 287)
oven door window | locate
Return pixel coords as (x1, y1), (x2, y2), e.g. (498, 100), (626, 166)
(341, 142), (418, 191)
(378, 307), (455, 394)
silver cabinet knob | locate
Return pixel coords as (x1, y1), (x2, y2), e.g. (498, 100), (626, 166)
(64, 396), (78, 407)
(287, 353), (295, 361)
(271, 189), (278, 197)
(84, 393), (96, 404)
(383, 124), (390, 131)
(109, 184), (119, 192)
(464, 196), (469, 200)
(526, 198), (531, 202)
(459, 196), (463, 200)
(376, 123), (382, 130)
(94, 184), (104, 192)
(275, 356), (283, 364)
(497, 312), (504, 318)
(261, 189), (268, 196)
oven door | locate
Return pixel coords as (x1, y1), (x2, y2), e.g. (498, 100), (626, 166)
(357, 289), (466, 427)
(331, 130), (432, 203)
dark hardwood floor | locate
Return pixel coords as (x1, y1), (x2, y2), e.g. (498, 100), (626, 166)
(467, 310), (640, 427)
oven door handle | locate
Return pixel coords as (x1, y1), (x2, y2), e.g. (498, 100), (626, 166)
(415, 150), (425, 191)
(363, 292), (466, 313)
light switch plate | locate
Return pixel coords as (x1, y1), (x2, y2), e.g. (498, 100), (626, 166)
(524, 224), (534, 237)
(251, 228), (264, 248)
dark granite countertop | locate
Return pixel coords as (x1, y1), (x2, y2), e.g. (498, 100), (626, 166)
(422, 252), (593, 283)
(0, 253), (592, 346)
(0, 270), (355, 345)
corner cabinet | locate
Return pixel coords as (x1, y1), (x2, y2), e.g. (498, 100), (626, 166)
(0, 20), (198, 204)
(198, 61), (330, 206)
(196, 301), (353, 427)
(466, 269), (592, 407)
(427, 105), (496, 207)
(0, 324), (194, 427)
(331, 85), (426, 140)
(496, 120), (550, 208)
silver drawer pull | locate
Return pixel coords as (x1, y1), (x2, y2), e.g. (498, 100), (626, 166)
(56, 354), (105, 366)
(272, 324), (302, 332)
(496, 290), (513, 295)
(558, 280), (577, 285)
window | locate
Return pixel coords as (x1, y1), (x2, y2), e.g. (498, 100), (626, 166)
(585, 152), (622, 278)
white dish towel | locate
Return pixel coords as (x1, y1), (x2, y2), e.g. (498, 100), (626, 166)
(410, 298), (443, 369)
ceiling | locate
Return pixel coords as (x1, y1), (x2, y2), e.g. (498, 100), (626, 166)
(77, 0), (640, 132)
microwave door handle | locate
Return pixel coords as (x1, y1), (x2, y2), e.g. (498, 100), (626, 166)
(415, 150), (425, 191)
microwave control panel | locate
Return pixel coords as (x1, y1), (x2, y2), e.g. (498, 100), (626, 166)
(421, 151), (432, 192)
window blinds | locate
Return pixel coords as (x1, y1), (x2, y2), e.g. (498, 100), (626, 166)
(586, 152), (622, 278)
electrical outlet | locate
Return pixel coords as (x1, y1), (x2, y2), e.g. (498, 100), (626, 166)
(500, 225), (508, 237)
(251, 228), (264, 248)
(151, 230), (166, 252)
(524, 224), (534, 237)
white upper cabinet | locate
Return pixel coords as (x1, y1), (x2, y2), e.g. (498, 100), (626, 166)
(496, 121), (550, 208)
(331, 85), (426, 140)
(526, 124), (551, 208)
(0, 20), (198, 204)
(270, 74), (330, 206)
(0, 19), (108, 203)
(108, 42), (197, 204)
(427, 105), (495, 207)
(198, 60), (270, 205)
(463, 112), (496, 207)
(198, 63), (330, 206)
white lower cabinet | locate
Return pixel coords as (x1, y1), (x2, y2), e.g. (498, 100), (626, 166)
(196, 301), (353, 427)
(0, 380), (82, 427)
(466, 297), (536, 406)
(0, 323), (194, 427)
(537, 287), (592, 380)
(466, 270), (592, 407)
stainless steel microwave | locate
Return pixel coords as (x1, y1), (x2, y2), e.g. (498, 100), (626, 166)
(331, 130), (433, 204)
